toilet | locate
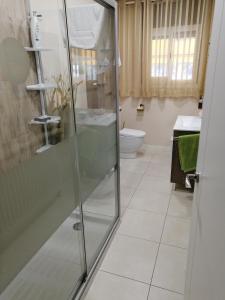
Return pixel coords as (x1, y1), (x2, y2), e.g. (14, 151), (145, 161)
(120, 128), (146, 158)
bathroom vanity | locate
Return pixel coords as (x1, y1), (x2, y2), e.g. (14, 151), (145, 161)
(170, 115), (201, 188)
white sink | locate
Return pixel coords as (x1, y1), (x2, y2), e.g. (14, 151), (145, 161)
(174, 115), (201, 132)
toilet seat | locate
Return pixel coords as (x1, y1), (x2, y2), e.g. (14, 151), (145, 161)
(120, 128), (146, 138)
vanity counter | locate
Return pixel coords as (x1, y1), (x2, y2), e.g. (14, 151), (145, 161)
(171, 115), (201, 189)
(173, 115), (201, 132)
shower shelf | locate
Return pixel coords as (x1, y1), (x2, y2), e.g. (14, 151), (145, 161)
(25, 16), (58, 154)
(26, 83), (57, 91)
(30, 115), (61, 125)
(36, 144), (52, 154)
(24, 47), (53, 52)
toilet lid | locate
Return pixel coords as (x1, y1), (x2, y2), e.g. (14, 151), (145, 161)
(120, 128), (146, 137)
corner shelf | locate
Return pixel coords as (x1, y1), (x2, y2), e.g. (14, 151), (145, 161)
(26, 83), (57, 91)
(30, 115), (61, 125)
(36, 144), (52, 154)
(25, 19), (57, 154)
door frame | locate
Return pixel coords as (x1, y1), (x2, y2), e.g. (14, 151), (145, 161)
(184, 0), (224, 298)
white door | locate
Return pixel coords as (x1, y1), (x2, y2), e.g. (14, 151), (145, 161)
(185, 1), (225, 299)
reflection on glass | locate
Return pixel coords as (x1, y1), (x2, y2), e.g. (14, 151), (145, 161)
(66, 0), (119, 269)
(0, 1), (85, 299)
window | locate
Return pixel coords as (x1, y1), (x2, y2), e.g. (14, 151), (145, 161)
(172, 37), (196, 80)
(118, 0), (213, 98)
(152, 38), (169, 77)
(151, 31), (196, 81)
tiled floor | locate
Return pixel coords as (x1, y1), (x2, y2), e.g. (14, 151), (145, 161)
(84, 145), (193, 300)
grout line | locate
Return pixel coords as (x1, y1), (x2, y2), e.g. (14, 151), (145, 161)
(147, 178), (174, 299)
(124, 186), (139, 208)
(119, 150), (175, 299)
(126, 206), (169, 216)
(99, 269), (150, 286)
(120, 151), (173, 300)
(166, 213), (192, 221)
(121, 160), (152, 210)
(116, 232), (160, 244)
(159, 241), (188, 251)
(85, 147), (186, 299)
(151, 284), (184, 295)
(124, 208), (167, 218)
(120, 151), (189, 298)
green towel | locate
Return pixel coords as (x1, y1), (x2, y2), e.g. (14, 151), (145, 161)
(178, 134), (200, 173)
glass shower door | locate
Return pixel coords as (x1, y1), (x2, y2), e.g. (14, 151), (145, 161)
(0, 1), (85, 299)
(65, 0), (119, 269)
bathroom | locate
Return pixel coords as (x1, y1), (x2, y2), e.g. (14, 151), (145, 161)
(1, 0), (225, 300)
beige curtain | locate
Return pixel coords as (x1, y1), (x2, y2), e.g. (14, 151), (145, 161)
(118, 0), (214, 99)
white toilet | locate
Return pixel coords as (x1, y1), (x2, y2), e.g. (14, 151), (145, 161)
(120, 128), (146, 158)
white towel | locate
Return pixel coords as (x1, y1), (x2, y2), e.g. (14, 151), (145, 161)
(67, 4), (105, 49)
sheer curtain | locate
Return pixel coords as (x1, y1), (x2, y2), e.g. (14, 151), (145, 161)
(118, 0), (214, 98)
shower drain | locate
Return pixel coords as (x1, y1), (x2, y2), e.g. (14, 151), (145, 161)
(73, 222), (82, 231)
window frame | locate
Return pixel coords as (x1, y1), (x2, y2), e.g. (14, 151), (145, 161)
(151, 24), (199, 81)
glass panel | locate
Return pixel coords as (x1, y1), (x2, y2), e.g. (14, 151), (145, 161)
(66, 0), (119, 269)
(0, 1), (85, 299)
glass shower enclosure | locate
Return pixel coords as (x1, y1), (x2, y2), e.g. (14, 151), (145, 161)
(65, 0), (120, 271)
(0, 0), (119, 299)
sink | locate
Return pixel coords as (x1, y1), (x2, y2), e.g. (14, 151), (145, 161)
(174, 115), (201, 132)
(76, 109), (116, 127)
(181, 116), (201, 129)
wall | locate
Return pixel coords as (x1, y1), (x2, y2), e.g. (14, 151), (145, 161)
(0, 0), (42, 173)
(120, 97), (199, 146)
(29, 0), (68, 77)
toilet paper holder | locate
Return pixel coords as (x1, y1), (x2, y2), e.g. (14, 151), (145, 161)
(137, 104), (144, 112)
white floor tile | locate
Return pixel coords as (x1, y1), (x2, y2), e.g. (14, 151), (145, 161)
(129, 188), (170, 214)
(120, 186), (136, 208)
(138, 176), (172, 195)
(148, 286), (183, 300)
(118, 209), (165, 242)
(120, 170), (143, 189)
(101, 234), (158, 283)
(120, 159), (150, 174)
(120, 205), (127, 217)
(152, 245), (187, 294)
(135, 145), (153, 162)
(146, 145), (171, 155)
(162, 217), (190, 248)
(150, 152), (172, 166)
(84, 145), (190, 298)
(150, 151), (172, 165)
(84, 271), (149, 300)
(145, 162), (171, 178)
(83, 193), (115, 217)
(168, 191), (193, 219)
